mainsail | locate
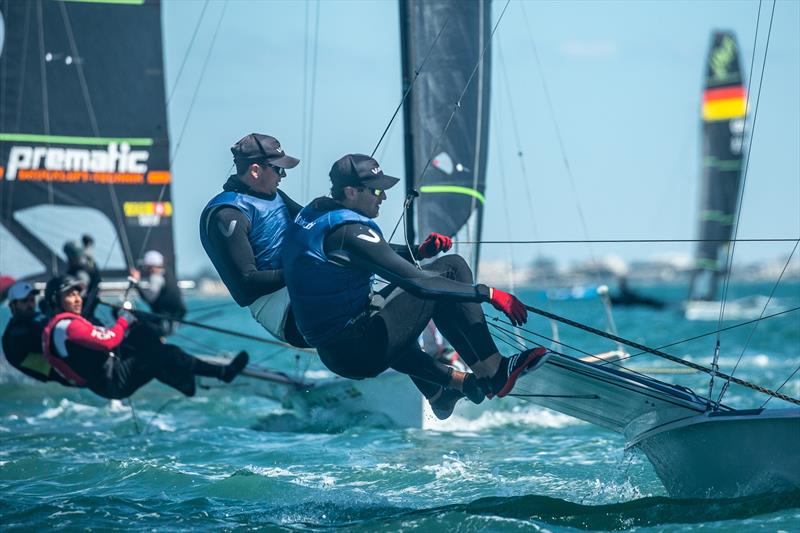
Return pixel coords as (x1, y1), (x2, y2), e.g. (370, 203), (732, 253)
(0, 0), (174, 281)
(687, 31), (747, 301)
(399, 0), (492, 274)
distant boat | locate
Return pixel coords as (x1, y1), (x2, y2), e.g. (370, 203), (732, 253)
(684, 31), (755, 321)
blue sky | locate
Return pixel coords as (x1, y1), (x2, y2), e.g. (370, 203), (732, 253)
(162, 0), (799, 276)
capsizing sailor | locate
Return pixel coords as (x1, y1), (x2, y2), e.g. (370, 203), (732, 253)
(199, 133), (308, 347)
(282, 154), (551, 419)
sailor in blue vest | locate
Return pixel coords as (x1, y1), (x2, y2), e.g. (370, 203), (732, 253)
(199, 133), (308, 347)
(283, 154), (551, 420)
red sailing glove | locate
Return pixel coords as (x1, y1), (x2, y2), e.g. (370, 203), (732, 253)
(489, 288), (528, 326)
(418, 232), (453, 259)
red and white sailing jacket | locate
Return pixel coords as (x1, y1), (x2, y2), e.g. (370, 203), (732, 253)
(42, 312), (130, 386)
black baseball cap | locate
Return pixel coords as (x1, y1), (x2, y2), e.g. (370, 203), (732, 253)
(329, 154), (400, 190)
(231, 133), (299, 169)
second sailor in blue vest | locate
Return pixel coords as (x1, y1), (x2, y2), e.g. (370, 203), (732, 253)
(283, 154), (551, 420)
(200, 133), (308, 347)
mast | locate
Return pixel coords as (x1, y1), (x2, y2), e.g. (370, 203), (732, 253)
(398, 0), (417, 246)
(688, 31), (747, 302)
(0, 0), (175, 281)
(398, 0), (492, 275)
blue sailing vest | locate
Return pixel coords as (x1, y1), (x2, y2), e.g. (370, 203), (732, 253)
(282, 204), (382, 347)
(199, 190), (289, 271)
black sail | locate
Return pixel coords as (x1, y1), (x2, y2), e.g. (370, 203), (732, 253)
(399, 0), (491, 274)
(0, 0), (174, 281)
(688, 31), (747, 302)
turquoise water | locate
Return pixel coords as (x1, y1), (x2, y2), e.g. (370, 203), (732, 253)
(1, 281), (798, 531)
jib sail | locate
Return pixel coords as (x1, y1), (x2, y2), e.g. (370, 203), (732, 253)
(399, 0), (492, 275)
(0, 0), (174, 281)
(688, 31), (747, 301)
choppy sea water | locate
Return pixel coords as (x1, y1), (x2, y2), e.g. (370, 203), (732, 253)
(1, 281), (798, 531)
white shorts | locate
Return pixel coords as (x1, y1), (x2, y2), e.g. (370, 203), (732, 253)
(248, 287), (292, 343)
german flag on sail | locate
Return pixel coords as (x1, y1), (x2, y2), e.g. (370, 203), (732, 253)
(702, 85), (746, 122)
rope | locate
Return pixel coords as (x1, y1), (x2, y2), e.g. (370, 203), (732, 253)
(98, 300), (309, 350)
(521, 301), (800, 405)
(717, 239), (799, 403)
(452, 237), (797, 245)
(762, 365), (800, 408)
(601, 305), (800, 366)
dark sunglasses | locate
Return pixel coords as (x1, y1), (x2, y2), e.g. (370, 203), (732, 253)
(265, 163), (286, 177)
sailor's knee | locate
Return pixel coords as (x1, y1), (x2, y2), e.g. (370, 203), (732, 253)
(429, 254), (473, 282)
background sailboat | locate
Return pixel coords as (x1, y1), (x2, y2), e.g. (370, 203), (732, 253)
(684, 31), (759, 321)
(0, 0), (176, 283)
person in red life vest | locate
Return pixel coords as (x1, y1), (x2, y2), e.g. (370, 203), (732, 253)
(41, 275), (249, 399)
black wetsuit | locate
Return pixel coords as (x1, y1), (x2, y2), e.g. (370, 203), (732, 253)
(1, 313), (72, 385)
(312, 199), (499, 397)
(201, 177), (307, 347)
(135, 269), (187, 336)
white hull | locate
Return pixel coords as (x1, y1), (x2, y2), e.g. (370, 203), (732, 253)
(629, 408), (800, 498)
(513, 353), (708, 438)
(199, 357), (428, 429)
(514, 354), (800, 498)
(684, 297), (777, 321)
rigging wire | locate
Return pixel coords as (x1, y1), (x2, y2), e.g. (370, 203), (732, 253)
(300, 0), (311, 200)
(370, 10), (451, 158)
(136, 0), (229, 262)
(487, 319), (673, 398)
(37, 0), (58, 274)
(165, 0), (210, 107)
(98, 300), (312, 351)
(389, 0), (512, 244)
(761, 365), (800, 408)
(518, 2), (596, 264)
(717, 239), (799, 403)
(710, 0), (777, 401)
(59, 2), (134, 269)
(600, 304), (800, 366)
(301, 0), (321, 202)
(412, 0), (509, 191)
(520, 300), (800, 405)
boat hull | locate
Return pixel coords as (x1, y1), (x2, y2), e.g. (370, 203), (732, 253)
(630, 408), (800, 498)
(198, 356), (427, 429)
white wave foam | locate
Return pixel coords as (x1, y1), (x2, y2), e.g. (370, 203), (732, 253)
(245, 465), (337, 489)
(36, 398), (98, 420)
(426, 405), (580, 433)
